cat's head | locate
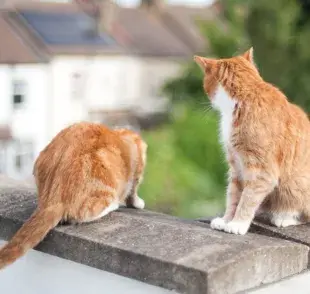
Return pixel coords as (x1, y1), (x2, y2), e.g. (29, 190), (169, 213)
(194, 48), (260, 102)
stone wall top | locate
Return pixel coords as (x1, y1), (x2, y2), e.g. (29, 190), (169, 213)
(0, 177), (309, 294)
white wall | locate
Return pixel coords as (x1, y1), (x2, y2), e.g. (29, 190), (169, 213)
(12, 65), (49, 152)
(0, 240), (172, 294)
(50, 55), (142, 138)
(0, 55), (183, 180)
(139, 57), (182, 113)
(0, 64), (49, 179)
(0, 64), (49, 151)
(0, 66), (12, 125)
(0, 55), (144, 180)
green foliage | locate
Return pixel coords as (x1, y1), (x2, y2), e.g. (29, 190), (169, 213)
(163, 62), (205, 104)
(149, 0), (251, 217)
(163, 0), (251, 104)
(142, 0), (310, 218)
(247, 0), (310, 111)
(140, 105), (226, 218)
(164, 0), (310, 111)
(198, 0), (250, 58)
(143, 0), (250, 218)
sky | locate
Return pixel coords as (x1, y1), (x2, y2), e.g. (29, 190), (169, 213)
(116, 0), (214, 7)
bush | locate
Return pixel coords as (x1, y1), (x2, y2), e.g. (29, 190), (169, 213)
(139, 105), (226, 218)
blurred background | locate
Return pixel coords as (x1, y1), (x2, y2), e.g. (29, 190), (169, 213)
(0, 0), (309, 219)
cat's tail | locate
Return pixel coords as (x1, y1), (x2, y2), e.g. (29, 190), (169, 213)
(0, 203), (64, 270)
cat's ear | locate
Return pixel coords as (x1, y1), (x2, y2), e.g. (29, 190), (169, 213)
(241, 47), (260, 73)
(194, 55), (216, 72)
(242, 47), (255, 65)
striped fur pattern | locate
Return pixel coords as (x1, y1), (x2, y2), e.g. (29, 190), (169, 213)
(194, 48), (310, 235)
(0, 122), (147, 269)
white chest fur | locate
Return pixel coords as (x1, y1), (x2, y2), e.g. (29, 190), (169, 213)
(212, 84), (236, 147)
(212, 85), (244, 177)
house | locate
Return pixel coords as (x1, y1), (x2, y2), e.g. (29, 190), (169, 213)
(0, 0), (218, 180)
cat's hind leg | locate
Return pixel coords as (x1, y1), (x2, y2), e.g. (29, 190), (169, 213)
(82, 202), (119, 223)
(126, 194), (145, 209)
(270, 212), (304, 228)
(267, 178), (309, 228)
(74, 190), (119, 223)
(125, 177), (145, 209)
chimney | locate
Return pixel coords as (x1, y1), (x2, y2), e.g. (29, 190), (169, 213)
(140, 0), (164, 13)
(98, 0), (117, 33)
(75, 0), (117, 35)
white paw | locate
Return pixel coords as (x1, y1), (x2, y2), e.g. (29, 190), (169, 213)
(223, 221), (250, 235)
(271, 214), (301, 228)
(132, 196), (145, 209)
(210, 217), (226, 231)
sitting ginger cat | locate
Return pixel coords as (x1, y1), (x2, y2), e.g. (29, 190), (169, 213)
(195, 48), (310, 235)
(0, 122), (147, 269)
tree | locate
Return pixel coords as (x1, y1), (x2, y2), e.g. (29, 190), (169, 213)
(150, 0), (251, 217)
(164, 0), (310, 112)
(163, 0), (250, 104)
(247, 0), (310, 111)
(151, 0), (310, 217)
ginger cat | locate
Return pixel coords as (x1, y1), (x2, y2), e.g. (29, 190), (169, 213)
(0, 122), (147, 269)
(195, 48), (310, 235)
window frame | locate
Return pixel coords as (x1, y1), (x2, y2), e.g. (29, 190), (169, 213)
(12, 79), (27, 108)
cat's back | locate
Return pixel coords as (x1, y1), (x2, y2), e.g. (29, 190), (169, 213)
(262, 84), (310, 131)
(44, 122), (124, 153)
(34, 122), (129, 177)
(55, 122), (115, 146)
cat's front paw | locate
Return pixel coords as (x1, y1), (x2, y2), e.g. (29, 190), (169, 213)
(210, 217), (226, 231)
(223, 221), (250, 235)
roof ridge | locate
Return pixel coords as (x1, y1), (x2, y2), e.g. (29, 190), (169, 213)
(116, 7), (192, 57)
(159, 10), (204, 54)
(8, 2), (79, 12)
(3, 10), (50, 62)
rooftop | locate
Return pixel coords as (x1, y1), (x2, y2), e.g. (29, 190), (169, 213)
(0, 1), (218, 63)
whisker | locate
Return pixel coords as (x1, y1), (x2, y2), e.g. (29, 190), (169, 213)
(200, 101), (213, 118)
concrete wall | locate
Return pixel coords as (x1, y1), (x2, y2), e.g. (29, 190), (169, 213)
(0, 240), (170, 294)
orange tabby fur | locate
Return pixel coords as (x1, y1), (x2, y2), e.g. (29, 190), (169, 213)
(0, 122), (147, 269)
(195, 48), (310, 235)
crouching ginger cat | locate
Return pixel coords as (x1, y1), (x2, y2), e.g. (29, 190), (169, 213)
(0, 122), (147, 269)
(194, 48), (310, 235)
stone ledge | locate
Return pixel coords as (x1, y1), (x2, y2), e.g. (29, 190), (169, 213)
(0, 178), (309, 294)
(199, 215), (310, 262)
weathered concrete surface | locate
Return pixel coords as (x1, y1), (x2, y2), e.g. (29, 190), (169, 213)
(199, 214), (310, 258)
(0, 178), (309, 294)
(250, 215), (310, 259)
(199, 215), (310, 255)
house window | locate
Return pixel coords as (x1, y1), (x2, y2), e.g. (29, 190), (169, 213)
(15, 154), (22, 171)
(71, 71), (87, 100)
(12, 80), (27, 107)
(14, 141), (33, 173)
